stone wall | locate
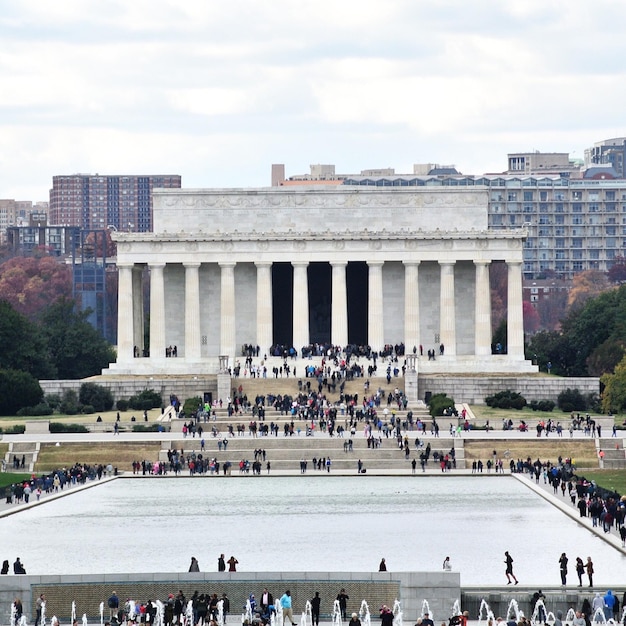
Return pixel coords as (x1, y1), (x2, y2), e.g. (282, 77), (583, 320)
(0, 572), (460, 624)
(418, 375), (600, 405)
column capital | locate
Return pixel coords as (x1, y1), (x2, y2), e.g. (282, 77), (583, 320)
(438, 260), (456, 266)
(367, 260), (384, 267)
(292, 261), (309, 268)
(183, 261), (201, 269)
(474, 259), (491, 266)
(149, 261), (165, 269)
(117, 262), (135, 270)
(331, 260), (348, 268)
(507, 260), (523, 267)
(219, 261), (236, 269)
(254, 261), (273, 268)
(402, 260), (421, 267)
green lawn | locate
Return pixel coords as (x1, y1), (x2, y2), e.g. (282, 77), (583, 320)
(576, 470), (626, 496)
(0, 473), (31, 489)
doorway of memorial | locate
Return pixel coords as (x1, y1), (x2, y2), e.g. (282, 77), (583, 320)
(347, 261), (368, 346)
(308, 262), (331, 344)
(271, 262), (293, 349)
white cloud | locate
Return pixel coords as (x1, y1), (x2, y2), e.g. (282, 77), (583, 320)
(2, 0), (626, 199)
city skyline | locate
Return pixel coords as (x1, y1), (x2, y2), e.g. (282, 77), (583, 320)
(2, 0), (626, 200)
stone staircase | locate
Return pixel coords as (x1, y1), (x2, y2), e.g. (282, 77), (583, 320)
(158, 434), (465, 472)
(155, 375), (470, 471)
(598, 438), (626, 469)
(3, 441), (39, 473)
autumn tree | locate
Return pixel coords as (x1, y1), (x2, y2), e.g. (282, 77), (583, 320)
(567, 270), (612, 310)
(523, 301), (540, 334)
(607, 256), (626, 284)
(0, 256), (72, 320)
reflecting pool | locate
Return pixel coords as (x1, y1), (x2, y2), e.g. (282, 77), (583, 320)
(0, 476), (623, 585)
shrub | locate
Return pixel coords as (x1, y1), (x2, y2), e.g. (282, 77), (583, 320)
(132, 423), (163, 432)
(485, 390), (527, 410)
(557, 388), (587, 413)
(129, 389), (162, 411)
(529, 400), (555, 412)
(183, 396), (203, 416)
(0, 424), (25, 434)
(428, 393), (456, 417)
(116, 399), (129, 411)
(59, 389), (80, 415)
(81, 404), (95, 414)
(17, 403), (54, 416)
(45, 394), (61, 409)
(49, 423), (89, 433)
(79, 382), (114, 412)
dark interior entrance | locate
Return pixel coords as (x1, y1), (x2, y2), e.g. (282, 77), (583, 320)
(271, 262), (293, 346)
(347, 261), (368, 345)
(308, 263), (331, 343)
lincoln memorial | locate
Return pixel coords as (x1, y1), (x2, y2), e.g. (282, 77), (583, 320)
(104, 186), (537, 377)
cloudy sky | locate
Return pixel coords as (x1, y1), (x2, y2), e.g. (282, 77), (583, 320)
(2, 0), (626, 201)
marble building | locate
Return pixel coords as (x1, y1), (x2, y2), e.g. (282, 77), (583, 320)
(104, 186), (537, 376)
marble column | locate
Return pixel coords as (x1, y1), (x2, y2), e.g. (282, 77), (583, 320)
(149, 262), (166, 359)
(184, 262), (201, 360)
(292, 261), (309, 350)
(117, 263), (134, 363)
(439, 261), (456, 356)
(220, 262), (236, 358)
(507, 260), (525, 359)
(474, 260), (492, 356)
(255, 262), (273, 355)
(132, 267), (144, 355)
(403, 261), (420, 353)
(331, 261), (348, 347)
(368, 261), (384, 352)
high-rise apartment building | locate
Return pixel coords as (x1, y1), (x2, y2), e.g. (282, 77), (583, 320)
(49, 174), (182, 232)
(0, 199), (48, 242)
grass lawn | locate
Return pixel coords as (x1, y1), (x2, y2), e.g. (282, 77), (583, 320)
(36, 442), (162, 472)
(464, 440), (599, 468)
(0, 473), (31, 489)
(470, 405), (625, 428)
(575, 470), (626, 496)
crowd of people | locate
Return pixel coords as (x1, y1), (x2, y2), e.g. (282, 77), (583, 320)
(3, 462), (113, 506)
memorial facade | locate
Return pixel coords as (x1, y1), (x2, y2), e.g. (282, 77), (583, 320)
(105, 186), (537, 375)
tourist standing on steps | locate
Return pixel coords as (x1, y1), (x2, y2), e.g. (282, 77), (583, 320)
(188, 556), (200, 572)
(443, 556), (451, 571)
(504, 551), (518, 585)
(559, 553), (568, 585)
(379, 558), (387, 571)
(586, 556), (594, 587)
(227, 555), (238, 572)
(218, 554), (226, 572)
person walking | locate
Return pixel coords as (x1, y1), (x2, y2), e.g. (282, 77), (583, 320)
(280, 590), (296, 626)
(504, 551), (518, 585)
(188, 557), (200, 572)
(586, 556), (594, 588)
(559, 553), (568, 585)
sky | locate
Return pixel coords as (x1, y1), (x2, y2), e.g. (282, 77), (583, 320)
(2, 0), (626, 202)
